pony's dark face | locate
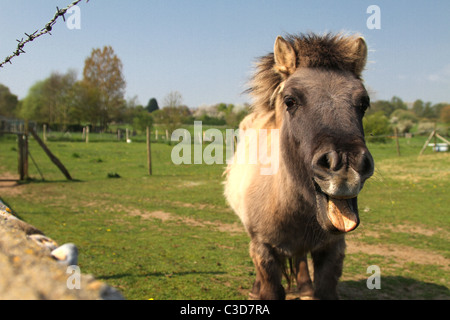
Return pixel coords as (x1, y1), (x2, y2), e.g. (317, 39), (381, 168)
(280, 67), (374, 233)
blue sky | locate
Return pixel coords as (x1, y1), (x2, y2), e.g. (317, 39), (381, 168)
(0, 0), (449, 108)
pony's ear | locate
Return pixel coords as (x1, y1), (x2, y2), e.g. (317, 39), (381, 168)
(352, 37), (368, 76)
(274, 36), (297, 75)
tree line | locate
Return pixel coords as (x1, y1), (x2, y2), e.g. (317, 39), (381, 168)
(363, 96), (450, 142)
(0, 45), (250, 134)
(1, 46), (128, 131)
(0, 45), (448, 139)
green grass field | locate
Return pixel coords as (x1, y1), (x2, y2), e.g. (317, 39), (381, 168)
(0, 133), (449, 300)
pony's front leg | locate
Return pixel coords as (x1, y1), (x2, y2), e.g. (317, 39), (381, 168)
(249, 241), (285, 300)
(311, 237), (346, 300)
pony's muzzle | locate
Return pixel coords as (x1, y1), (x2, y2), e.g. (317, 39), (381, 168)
(311, 148), (374, 199)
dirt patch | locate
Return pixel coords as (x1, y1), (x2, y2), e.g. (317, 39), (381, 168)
(181, 181), (205, 188)
(126, 207), (244, 235)
(376, 153), (450, 183)
(128, 209), (173, 222)
(216, 222), (244, 234)
(386, 223), (449, 238)
(346, 240), (449, 271)
(352, 222), (449, 239)
(171, 200), (232, 214)
(172, 201), (209, 210)
(106, 200), (243, 234)
(0, 172), (23, 197)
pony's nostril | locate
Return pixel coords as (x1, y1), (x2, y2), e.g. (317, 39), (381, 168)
(317, 153), (331, 170)
(358, 151), (374, 179)
(314, 151), (340, 171)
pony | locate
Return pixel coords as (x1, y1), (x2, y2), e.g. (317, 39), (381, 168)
(224, 33), (374, 299)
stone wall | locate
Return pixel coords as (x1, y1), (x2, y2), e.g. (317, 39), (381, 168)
(0, 200), (124, 300)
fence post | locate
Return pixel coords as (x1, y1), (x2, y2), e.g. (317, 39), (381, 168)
(17, 134), (23, 180)
(43, 124), (47, 143)
(18, 134), (28, 181)
(433, 122), (437, 150)
(394, 127), (401, 157)
(147, 127), (152, 176)
(29, 128), (72, 180)
(24, 121), (29, 178)
(419, 130), (435, 156)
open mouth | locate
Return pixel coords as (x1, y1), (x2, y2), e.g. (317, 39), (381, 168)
(315, 185), (360, 233)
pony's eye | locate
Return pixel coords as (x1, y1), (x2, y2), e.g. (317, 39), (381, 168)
(360, 96), (370, 113)
(284, 97), (296, 109)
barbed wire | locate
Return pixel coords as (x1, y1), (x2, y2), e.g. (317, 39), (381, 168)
(0, 0), (90, 69)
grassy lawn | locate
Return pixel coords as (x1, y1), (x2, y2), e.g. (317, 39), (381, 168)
(0, 133), (449, 300)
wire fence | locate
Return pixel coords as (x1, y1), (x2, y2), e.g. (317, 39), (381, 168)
(0, 116), (37, 134)
(0, 0), (90, 69)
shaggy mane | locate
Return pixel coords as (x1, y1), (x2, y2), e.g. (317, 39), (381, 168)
(247, 33), (366, 117)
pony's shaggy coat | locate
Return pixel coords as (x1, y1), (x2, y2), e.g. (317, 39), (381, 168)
(224, 33), (373, 300)
(248, 33), (367, 121)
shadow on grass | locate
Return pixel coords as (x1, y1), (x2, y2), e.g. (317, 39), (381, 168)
(16, 178), (83, 185)
(339, 277), (450, 300)
(98, 270), (227, 281)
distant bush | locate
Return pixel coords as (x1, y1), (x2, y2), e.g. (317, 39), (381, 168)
(395, 120), (415, 134)
(390, 109), (418, 123)
(363, 111), (391, 143)
(132, 111), (153, 134)
(417, 122), (436, 135)
(197, 114), (226, 126)
(440, 105), (450, 123)
(417, 121), (447, 136)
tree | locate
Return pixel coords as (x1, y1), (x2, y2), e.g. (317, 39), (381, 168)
(390, 96), (407, 111)
(368, 96), (408, 118)
(412, 99), (424, 117)
(217, 103), (234, 116)
(0, 84), (19, 117)
(152, 91), (194, 139)
(70, 81), (102, 126)
(153, 107), (184, 138)
(19, 80), (46, 122)
(44, 70), (77, 129)
(431, 103), (447, 120)
(163, 91), (183, 109)
(133, 110), (153, 134)
(421, 102), (435, 119)
(146, 98), (159, 113)
(440, 105), (450, 123)
(367, 100), (394, 117)
(82, 46), (126, 129)
(19, 70), (77, 128)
